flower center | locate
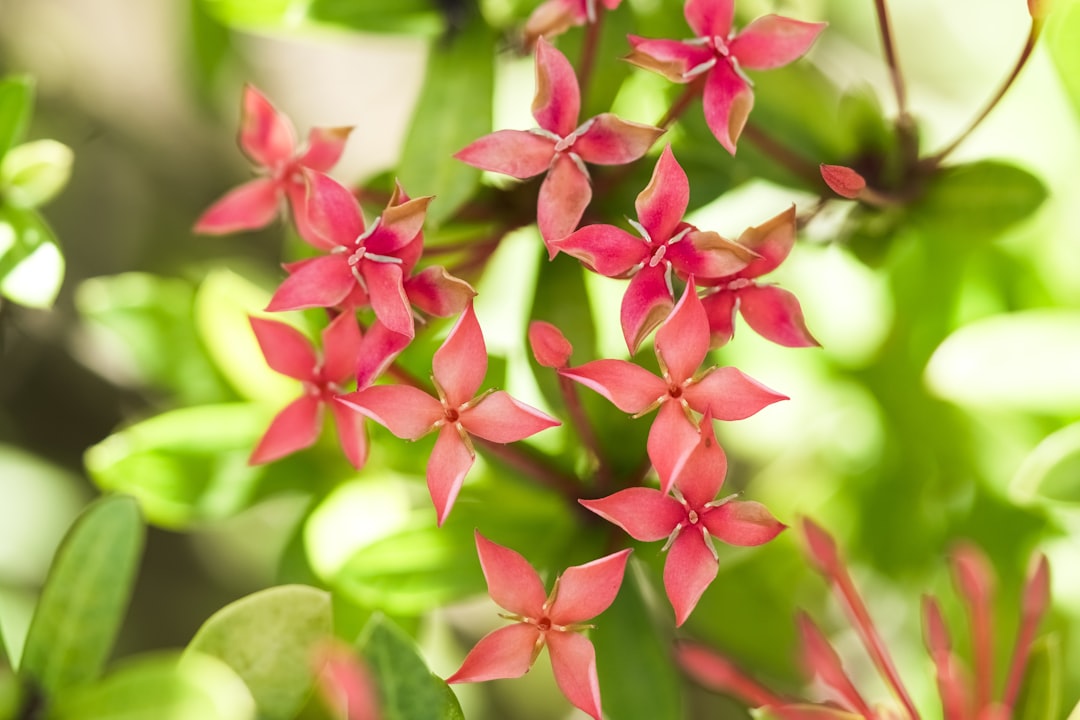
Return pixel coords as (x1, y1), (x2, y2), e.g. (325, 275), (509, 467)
(687, 509), (699, 524)
(668, 383), (683, 399)
(444, 407), (460, 423)
(537, 617), (552, 632)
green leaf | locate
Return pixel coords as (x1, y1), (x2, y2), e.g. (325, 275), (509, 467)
(186, 585), (332, 720)
(0, 204), (65, 308)
(396, 18), (495, 227)
(1012, 421), (1080, 506)
(19, 496), (145, 696)
(0, 139), (73, 209)
(1046, 0), (1080, 117)
(912, 160), (1047, 245)
(0, 663), (24, 720)
(308, 0), (443, 34)
(198, 0), (300, 29)
(592, 560), (682, 720)
(0, 75), (34, 159)
(1014, 634), (1061, 720)
(357, 614), (463, 720)
(47, 652), (256, 720)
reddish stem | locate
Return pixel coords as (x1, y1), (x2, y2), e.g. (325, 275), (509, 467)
(557, 373), (612, 491)
(1003, 555), (1051, 709)
(577, 5), (606, 103)
(657, 77), (705, 131)
(873, 0), (908, 118)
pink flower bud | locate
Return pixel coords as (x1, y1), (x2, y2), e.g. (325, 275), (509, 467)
(820, 164), (867, 199)
(528, 321), (573, 368)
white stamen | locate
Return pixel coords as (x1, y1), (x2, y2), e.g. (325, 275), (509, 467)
(627, 217), (651, 244)
(668, 227), (692, 245)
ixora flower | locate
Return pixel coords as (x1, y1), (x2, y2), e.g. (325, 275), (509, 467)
(697, 205), (819, 348)
(523, 0), (622, 44)
(553, 144), (755, 352)
(249, 312), (366, 469)
(194, 84), (351, 239)
(581, 413), (784, 626)
(337, 304), (560, 525)
(447, 532), (631, 720)
(455, 37), (662, 252)
(626, 0), (825, 153)
(560, 281), (786, 492)
(678, 519), (1052, 720)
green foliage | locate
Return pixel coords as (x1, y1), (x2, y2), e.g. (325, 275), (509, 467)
(1046, 0), (1080, 117)
(0, 204), (65, 309)
(0, 139), (73, 210)
(19, 496), (145, 696)
(0, 76), (33, 160)
(186, 585), (332, 720)
(1016, 635), (1063, 720)
(308, 0), (445, 35)
(1013, 421), (1080, 506)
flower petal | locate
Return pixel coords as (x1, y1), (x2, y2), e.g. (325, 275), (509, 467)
(730, 15), (826, 70)
(249, 396), (322, 465)
(737, 284), (819, 347)
(683, 366), (787, 420)
(303, 169), (366, 248)
(648, 400), (701, 495)
(533, 38), (581, 137)
(538, 153), (592, 249)
(667, 229), (757, 279)
(524, 0), (581, 45)
(335, 385), (442, 440)
(321, 312), (362, 383)
(701, 289), (737, 348)
(676, 642), (792, 709)
(573, 114), (663, 166)
(454, 130), (554, 179)
(655, 282), (709, 383)
(674, 415), (727, 509)
(559, 359), (666, 414)
(473, 531), (547, 618)
(548, 548), (632, 624)
(664, 528), (719, 626)
(702, 60), (753, 155)
(579, 488), (683, 542)
(528, 321), (573, 369)
(551, 224), (646, 277)
(239, 84), (296, 168)
(546, 632), (603, 720)
(194, 179), (281, 235)
(428, 423), (475, 525)
(285, 181), (335, 251)
(404, 266), (476, 318)
(366, 195), (433, 255)
(703, 501), (786, 546)
(433, 304), (488, 407)
(684, 0), (734, 38)
(266, 254), (355, 312)
(446, 623), (541, 684)
(635, 145), (689, 244)
(250, 316), (317, 381)
(621, 262), (674, 355)
(354, 320), (412, 389)
(460, 391), (560, 443)
(361, 261), (414, 339)
(733, 205), (797, 278)
(625, 37), (713, 83)
(329, 398), (368, 470)
(299, 126), (352, 172)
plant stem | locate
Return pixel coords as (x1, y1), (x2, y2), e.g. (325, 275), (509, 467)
(577, 4), (606, 103)
(558, 373), (612, 491)
(657, 77), (706, 131)
(741, 123), (823, 189)
(873, 0), (908, 118)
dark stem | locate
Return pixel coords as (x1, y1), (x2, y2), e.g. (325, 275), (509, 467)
(558, 373), (612, 491)
(473, 437), (582, 497)
(741, 123), (823, 190)
(577, 5), (606, 103)
(657, 77), (706, 132)
(873, 0), (908, 118)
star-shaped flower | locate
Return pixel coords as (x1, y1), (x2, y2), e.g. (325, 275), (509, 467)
(249, 312), (366, 469)
(447, 531), (631, 720)
(626, 0), (825, 153)
(194, 84), (351, 240)
(455, 37), (662, 252)
(560, 281), (786, 492)
(337, 304), (560, 524)
(523, 0), (622, 44)
(581, 414), (784, 625)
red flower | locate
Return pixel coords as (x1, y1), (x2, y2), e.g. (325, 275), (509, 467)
(194, 84), (351, 240)
(560, 281), (786, 492)
(626, 0), (825, 153)
(249, 312), (366, 469)
(447, 531), (631, 720)
(524, 0), (622, 44)
(581, 414), (784, 625)
(455, 38), (662, 252)
(552, 145), (755, 353)
(697, 205), (818, 348)
(337, 304), (560, 525)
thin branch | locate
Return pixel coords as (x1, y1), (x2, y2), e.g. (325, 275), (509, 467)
(873, 0), (908, 117)
(558, 373), (613, 491)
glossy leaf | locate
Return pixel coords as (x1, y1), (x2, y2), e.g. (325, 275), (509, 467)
(186, 585), (332, 720)
(0, 205), (64, 308)
(0, 140), (73, 208)
(357, 614), (463, 720)
(48, 651), (256, 720)
(20, 495), (144, 695)
(0, 75), (33, 159)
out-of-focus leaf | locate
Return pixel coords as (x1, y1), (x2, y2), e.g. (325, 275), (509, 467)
(186, 585), (332, 720)
(912, 160), (1047, 245)
(47, 652), (256, 720)
(357, 614), (463, 720)
(198, 0), (299, 29)
(1015, 635), (1061, 720)
(20, 496), (144, 696)
(0, 205), (64, 308)
(1012, 421), (1080, 506)
(397, 18), (495, 227)
(187, 0), (233, 110)
(84, 403), (270, 528)
(309, 0), (443, 34)
(592, 560), (681, 720)
(1046, 0), (1080, 116)
(0, 140), (73, 209)
(0, 662), (24, 720)
(0, 75), (33, 159)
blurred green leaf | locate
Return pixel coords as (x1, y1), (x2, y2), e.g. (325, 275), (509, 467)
(0, 140), (73, 209)
(309, 0), (443, 34)
(198, 0), (299, 29)
(397, 18), (495, 227)
(1046, 0), (1080, 117)
(20, 496), (144, 696)
(48, 652), (256, 720)
(592, 560), (682, 720)
(1012, 421), (1080, 506)
(357, 614), (463, 720)
(186, 585), (332, 720)
(0, 204), (64, 309)
(0, 75), (33, 159)
(187, 0), (234, 110)
(1015, 635), (1061, 720)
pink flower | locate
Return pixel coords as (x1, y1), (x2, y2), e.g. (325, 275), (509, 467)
(249, 312), (366, 469)
(626, 0), (825, 153)
(447, 531), (631, 720)
(523, 0), (622, 44)
(560, 281), (786, 492)
(581, 414), (784, 626)
(697, 205), (818, 348)
(455, 38), (662, 252)
(552, 145), (756, 353)
(337, 304), (560, 525)
(194, 84), (351, 240)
